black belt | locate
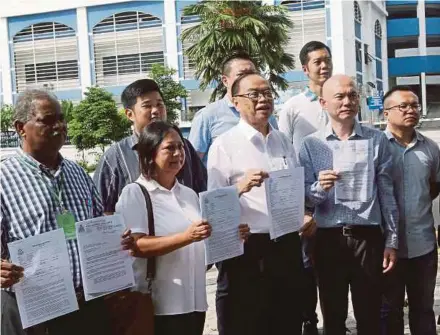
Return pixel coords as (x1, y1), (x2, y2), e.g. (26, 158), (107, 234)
(319, 225), (381, 237)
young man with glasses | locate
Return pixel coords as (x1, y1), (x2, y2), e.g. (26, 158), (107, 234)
(208, 73), (315, 335)
(381, 85), (440, 335)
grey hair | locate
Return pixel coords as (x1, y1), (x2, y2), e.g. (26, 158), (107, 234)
(14, 89), (60, 123)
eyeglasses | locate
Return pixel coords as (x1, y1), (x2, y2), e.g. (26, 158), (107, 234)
(234, 90), (274, 101)
(385, 103), (422, 113)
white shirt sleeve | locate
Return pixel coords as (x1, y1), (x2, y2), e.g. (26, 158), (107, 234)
(115, 183), (149, 234)
(207, 140), (232, 190)
(278, 99), (297, 144)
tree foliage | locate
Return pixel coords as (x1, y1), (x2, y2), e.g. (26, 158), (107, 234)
(69, 87), (131, 153)
(150, 64), (188, 124)
(181, 0), (294, 101)
(60, 100), (74, 124)
(0, 104), (14, 132)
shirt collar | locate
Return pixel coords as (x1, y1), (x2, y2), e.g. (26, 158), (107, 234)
(139, 175), (180, 193)
(17, 148), (65, 175)
(325, 120), (363, 140)
(130, 133), (139, 150)
(384, 128), (424, 143)
(237, 118), (275, 141)
(223, 95), (235, 108)
(304, 86), (319, 102)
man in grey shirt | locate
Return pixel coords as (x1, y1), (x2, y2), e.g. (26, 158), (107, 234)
(381, 85), (440, 335)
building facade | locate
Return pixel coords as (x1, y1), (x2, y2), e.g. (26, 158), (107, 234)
(386, 0), (440, 119)
(0, 0), (389, 122)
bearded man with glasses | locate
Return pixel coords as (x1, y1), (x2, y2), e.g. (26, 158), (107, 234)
(381, 85), (440, 335)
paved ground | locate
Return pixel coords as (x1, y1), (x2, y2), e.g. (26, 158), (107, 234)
(203, 128), (440, 335)
(202, 255), (440, 335)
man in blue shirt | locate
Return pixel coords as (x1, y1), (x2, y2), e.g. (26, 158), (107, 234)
(189, 53), (277, 164)
(299, 75), (399, 335)
(381, 86), (440, 335)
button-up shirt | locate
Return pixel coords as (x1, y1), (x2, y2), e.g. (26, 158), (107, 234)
(385, 129), (440, 258)
(1, 149), (102, 288)
(278, 87), (328, 155)
(93, 134), (207, 213)
(189, 97), (278, 164)
(208, 119), (298, 234)
(115, 176), (207, 315)
(298, 121), (399, 249)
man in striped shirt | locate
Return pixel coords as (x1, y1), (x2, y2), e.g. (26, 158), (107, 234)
(1, 90), (110, 335)
(93, 79), (207, 214)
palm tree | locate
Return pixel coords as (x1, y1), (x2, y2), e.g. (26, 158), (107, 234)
(181, 1), (295, 101)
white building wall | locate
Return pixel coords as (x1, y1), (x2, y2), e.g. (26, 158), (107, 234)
(0, 17), (13, 105)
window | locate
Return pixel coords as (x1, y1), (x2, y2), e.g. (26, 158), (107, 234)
(354, 2), (362, 23)
(92, 11), (164, 87)
(102, 52), (164, 77)
(25, 60), (79, 83)
(355, 40), (362, 72)
(374, 20), (382, 38)
(13, 22), (79, 93)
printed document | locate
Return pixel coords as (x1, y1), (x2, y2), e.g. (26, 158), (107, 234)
(330, 139), (374, 203)
(8, 229), (79, 328)
(265, 167), (304, 240)
(76, 215), (135, 301)
(200, 186), (242, 264)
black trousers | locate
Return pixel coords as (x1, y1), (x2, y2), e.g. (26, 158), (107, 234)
(301, 236), (318, 325)
(215, 232), (303, 335)
(382, 248), (438, 335)
(315, 226), (384, 335)
(1, 290), (110, 335)
(155, 312), (205, 335)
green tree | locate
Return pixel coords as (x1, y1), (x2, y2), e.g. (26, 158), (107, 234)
(69, 87), (131, 154)
(150, 64), (188, 124)
(181, 0), (294, 101)
(1, 104), (14, 132)
(60, 100), (74, 124)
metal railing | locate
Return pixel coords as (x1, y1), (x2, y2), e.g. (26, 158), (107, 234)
(0, 131), (72, 148)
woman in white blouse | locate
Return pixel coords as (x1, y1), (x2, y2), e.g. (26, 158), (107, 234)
(116, 121), (249, 335)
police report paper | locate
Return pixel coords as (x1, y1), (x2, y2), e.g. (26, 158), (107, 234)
(265, 167), (305, 240)
(76, 215), (135, 301)
(330, 139), (374, 203)
(200, 186), (243, 264)
(8, 229), (79, 328)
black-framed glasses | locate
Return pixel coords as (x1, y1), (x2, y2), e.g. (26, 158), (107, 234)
(234, 90), (274, 101)
(385, 103), (422, 113)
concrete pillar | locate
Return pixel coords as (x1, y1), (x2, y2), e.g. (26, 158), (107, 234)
(76, 7), (92, 97)
(0, 17), (13, 105)
(164, 0), (179, 78)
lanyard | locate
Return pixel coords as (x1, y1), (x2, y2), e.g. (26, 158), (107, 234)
(18, 157), (66, 212)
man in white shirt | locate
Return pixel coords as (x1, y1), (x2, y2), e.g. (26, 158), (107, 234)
(208, 73), (314, 335)
(278, 40), (333, 335)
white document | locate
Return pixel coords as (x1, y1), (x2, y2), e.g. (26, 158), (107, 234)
(8, 229), (79, 329)
(200, 186), (243, 265)
(266, 167), (305, 240)
(76, 215), (135, 301)
(330, 139), (374, 203)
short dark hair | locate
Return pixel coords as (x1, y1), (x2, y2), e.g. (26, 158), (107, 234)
(231, 72), (262, 97)
(121, 79), (164, 109)
(383, 85), (418, 107)
(221, 52), (256, 76)
(137, 121), (184, 179)
(14, 89), (60, 124)
(299, 41), (332, 66)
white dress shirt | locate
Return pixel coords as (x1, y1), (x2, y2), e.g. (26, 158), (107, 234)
(207, 119), (298, 234)
(278, 90), (328, 155)
(115, 176), (208, 316)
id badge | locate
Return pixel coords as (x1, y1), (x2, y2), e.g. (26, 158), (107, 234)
(56, 211), (76, 240)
